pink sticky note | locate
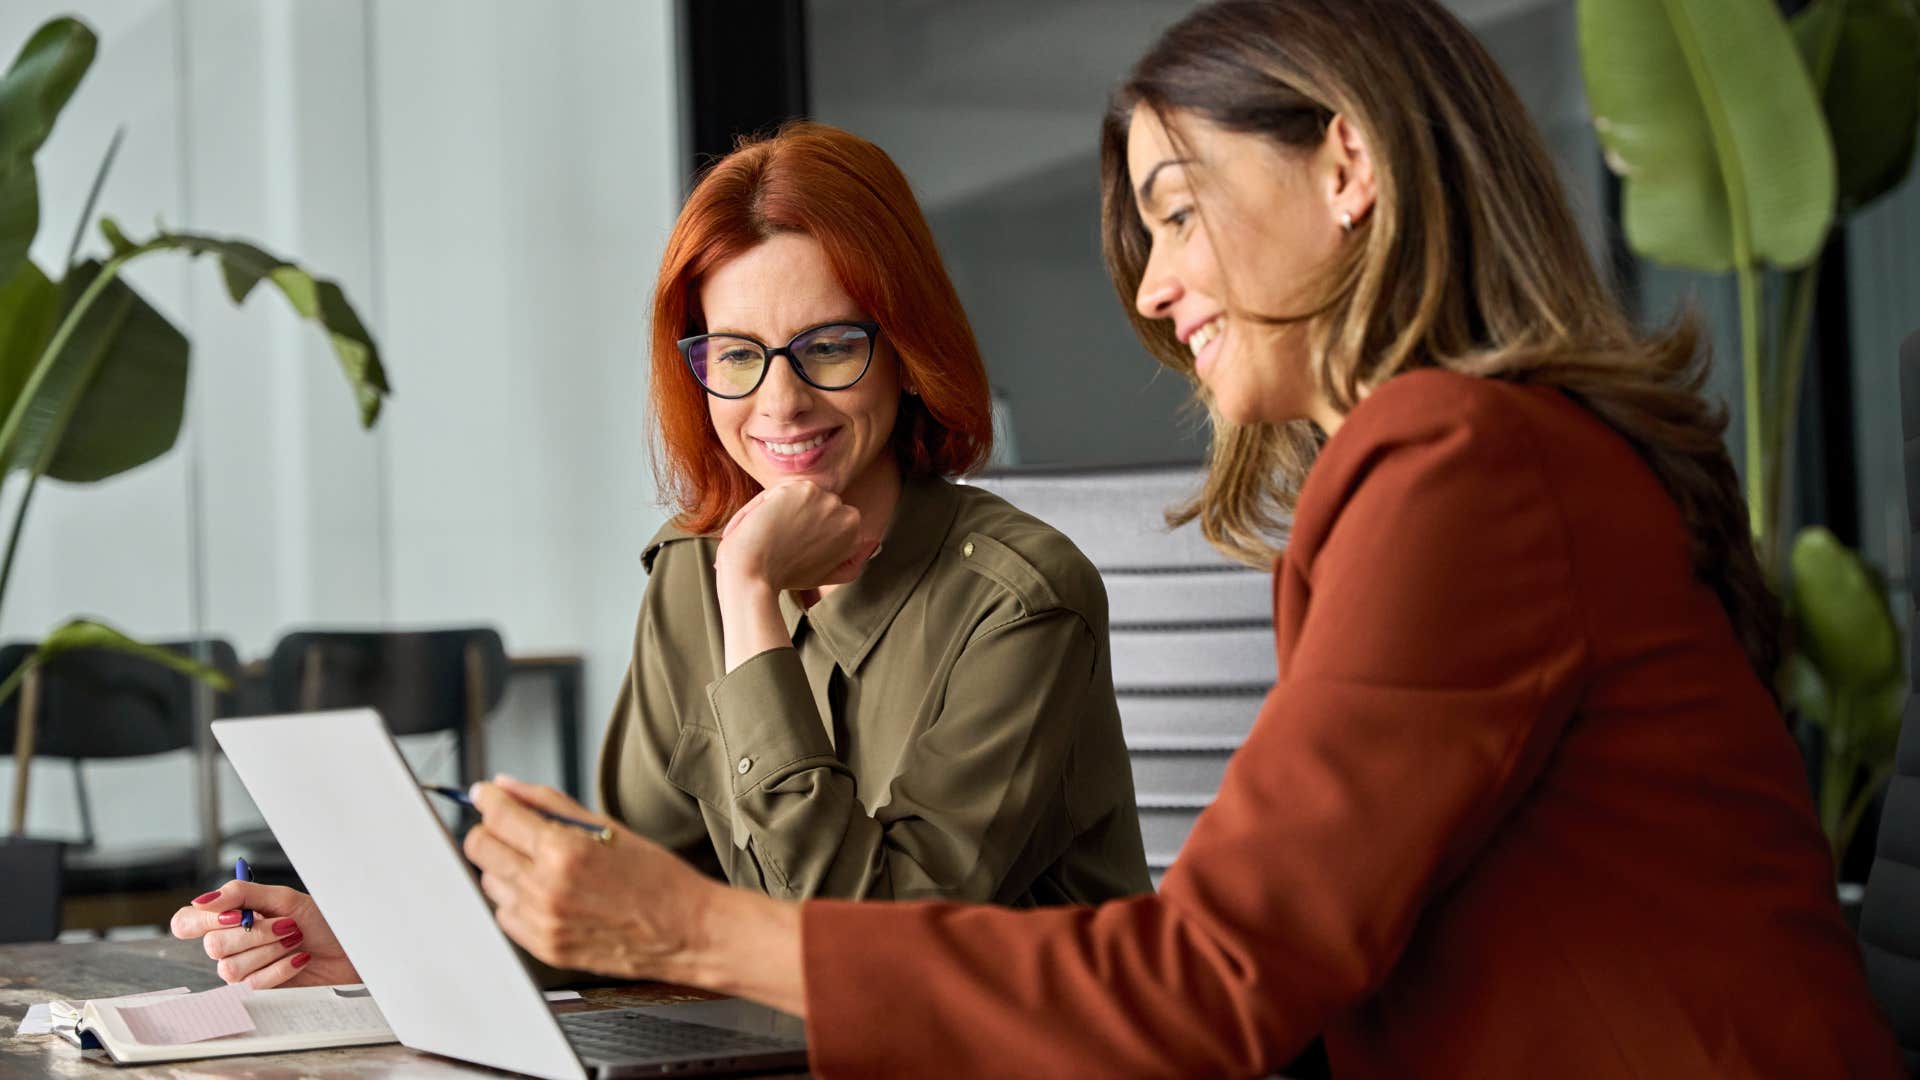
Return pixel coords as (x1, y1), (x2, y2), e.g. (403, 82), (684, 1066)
(116, 984), (257, 1045)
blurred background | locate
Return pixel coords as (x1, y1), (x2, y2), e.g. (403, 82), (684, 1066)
(0, 0), (1915, 937)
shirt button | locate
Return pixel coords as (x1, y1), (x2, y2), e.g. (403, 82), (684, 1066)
(736, 757), (752, 775)
(962, 541), (975, 557)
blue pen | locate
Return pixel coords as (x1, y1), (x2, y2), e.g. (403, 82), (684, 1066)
(423, 785), (613, 842)
(235, 857), (253, 931)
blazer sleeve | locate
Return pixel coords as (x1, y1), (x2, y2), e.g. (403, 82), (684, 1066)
(682, 606), (1100, 901)
(799, 404), (1593, 1077)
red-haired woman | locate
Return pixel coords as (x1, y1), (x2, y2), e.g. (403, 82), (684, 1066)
(170, 122), (1150, 990)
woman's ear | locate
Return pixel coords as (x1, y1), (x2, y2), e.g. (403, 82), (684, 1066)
(1322, 114), (1377, 231)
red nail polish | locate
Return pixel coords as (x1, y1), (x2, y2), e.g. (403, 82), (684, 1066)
(271, 918), (297, 936)
(217, 910), (243, 926)
(193, 891), (221, 905)
(291, 952), (311, 969)
(280, 932), (304, 950)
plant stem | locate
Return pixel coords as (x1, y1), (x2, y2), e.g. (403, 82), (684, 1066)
(1818, 692), (1855, 866)
(0, 470), (43, 639)
(1836, 758), (1899, 876)
(1763, 260), (1823, 564)
(1738, 261), (1765, 538)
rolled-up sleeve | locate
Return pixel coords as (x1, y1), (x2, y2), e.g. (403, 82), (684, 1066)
(698, 608), (1098, 901)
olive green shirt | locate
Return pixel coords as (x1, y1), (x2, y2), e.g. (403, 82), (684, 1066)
(595, 475), (1151, 905)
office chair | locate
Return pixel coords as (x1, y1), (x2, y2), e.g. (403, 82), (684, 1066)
(0, 639), (241, 932)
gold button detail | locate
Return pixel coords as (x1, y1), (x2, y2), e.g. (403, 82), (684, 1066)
(736, 757), (752, 775)
(962, 541), (975, 557)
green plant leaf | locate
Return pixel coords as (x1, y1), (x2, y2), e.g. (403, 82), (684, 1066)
(99, 220), (391, 427)
(1579, 0), (1837, 270)
(1793, 0), (1920, 213)
(1790, 525), (1902, 695)
(0, 262), (58, 423)
(0, 17), (97, 283)
(0, 617), (233, 709)
(39, 261), (187, 482)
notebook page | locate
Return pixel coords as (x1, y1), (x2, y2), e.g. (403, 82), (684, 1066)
(117, 985), (255, 1044)
(243, 991), (389, 1037)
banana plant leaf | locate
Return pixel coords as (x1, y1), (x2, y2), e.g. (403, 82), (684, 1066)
(1578, 0), (1836, 271)
(43, 261), (188, 481)
(102, 218), (390, 428)
(0, 616), (232, 709)
(0, 222), (389, 496)
(1791, 526), (1901, 696)
(1792, 0), (1920, 213)
(0, 262), (56, 419)
(0, 18), (94, 284)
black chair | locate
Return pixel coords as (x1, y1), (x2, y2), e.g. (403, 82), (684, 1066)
(1861, 328), (1920, 1072)
(0, 836), (63, 942)
(226, 628), (509, 881)
(0, 639), (240, 932)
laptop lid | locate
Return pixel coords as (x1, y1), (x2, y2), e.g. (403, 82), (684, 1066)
(214, 709), (588, 1080)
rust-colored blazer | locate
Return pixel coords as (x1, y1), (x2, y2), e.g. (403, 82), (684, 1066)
(801, 370), (1903, 1077)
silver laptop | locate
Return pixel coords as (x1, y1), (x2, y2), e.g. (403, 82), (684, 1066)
(213, 709), (809, 1079)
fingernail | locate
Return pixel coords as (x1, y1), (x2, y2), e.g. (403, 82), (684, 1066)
(271, 918), (297, 936)
(193, 891), (222, 905)
(280, 932), (304, 950)
(291, 952), (311, 969)
(217, 910), (244, 926)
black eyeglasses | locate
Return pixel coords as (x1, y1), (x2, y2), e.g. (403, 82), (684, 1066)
(678, 321), (881, 399)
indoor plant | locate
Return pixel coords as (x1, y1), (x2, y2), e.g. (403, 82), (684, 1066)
(0, 15), (390, 704)
(1579, 0), (1920, 863)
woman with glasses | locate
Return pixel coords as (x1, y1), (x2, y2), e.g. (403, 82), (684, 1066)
(169, 122), (1150, 991)
(452, 0), (1903, 1075)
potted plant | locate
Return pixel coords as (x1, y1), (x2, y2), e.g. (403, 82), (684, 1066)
(0, 15), (391, 702)
(1578, 0), (1920, 875)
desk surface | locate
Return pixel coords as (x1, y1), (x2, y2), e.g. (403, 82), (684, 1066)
(0, 938), (803, 1078)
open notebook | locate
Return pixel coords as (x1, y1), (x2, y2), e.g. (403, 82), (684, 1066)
(68, 984), (396, 1065)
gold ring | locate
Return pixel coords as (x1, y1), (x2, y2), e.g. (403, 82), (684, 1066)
(593, 827), (615, 846)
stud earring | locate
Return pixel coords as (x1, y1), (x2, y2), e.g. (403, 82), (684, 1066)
(1339, 210), (1354, 232)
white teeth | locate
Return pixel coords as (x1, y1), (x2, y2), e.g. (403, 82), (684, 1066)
(762, 432), (830, 456)
(1189, 317), (1224, 358)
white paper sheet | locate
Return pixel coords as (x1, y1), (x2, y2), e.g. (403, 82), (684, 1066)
(16, 1003), (53, 1037)
(117, 984), (255, 1045)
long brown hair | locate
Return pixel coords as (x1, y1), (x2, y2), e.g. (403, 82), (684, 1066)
(1099, 0), (1779, 684)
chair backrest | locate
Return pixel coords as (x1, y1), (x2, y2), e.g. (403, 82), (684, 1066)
(1862, 328), (1920, 1071)
(967, 466), (1275, 887)
(264, 628), (509, 785)
(0, 639), (241, 839)
(0, 836), (62, 941)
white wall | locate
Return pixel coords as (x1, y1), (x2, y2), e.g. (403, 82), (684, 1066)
(0, 0), (680, 851)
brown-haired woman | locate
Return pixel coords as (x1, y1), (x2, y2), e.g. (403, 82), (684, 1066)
(169, 122), (1150, 992)
(459, 3), (1903, 1074)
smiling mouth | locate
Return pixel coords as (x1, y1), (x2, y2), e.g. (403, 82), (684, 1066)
(1188, 316), (1224, 358)
(756, 430), (836, 458)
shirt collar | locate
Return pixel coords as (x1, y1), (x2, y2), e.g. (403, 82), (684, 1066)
(793, 475), (960, 673)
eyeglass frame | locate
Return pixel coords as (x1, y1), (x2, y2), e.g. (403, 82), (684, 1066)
(677, 320), (884, 400)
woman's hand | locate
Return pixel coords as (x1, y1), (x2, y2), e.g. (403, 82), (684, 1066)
(462, 775), (806, 1014)
(714, 481), (875, 595)
(712, 481), (879, 671)
(169, 882), (359, 989)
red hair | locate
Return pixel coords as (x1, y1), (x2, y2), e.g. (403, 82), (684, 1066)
(649, 121), (993, 533)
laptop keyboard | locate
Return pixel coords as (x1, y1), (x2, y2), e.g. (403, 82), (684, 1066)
(559, 1008), (800, 1064)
